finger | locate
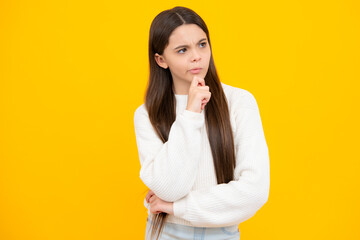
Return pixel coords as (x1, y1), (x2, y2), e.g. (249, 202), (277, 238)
(146, 190), (154, 203)
(150, 201), (162, 214)
(190, 76), (199, 87)
(196, 77), (205, 87)
(191, 76), (205, 87)
(149, 194), (156, 203)
(198, 91), (211, 102)
(201, 99), (209, 105)
(145, 191), (151, 203)
(150, 201), (164, 215)
(197, 86), (209, 91)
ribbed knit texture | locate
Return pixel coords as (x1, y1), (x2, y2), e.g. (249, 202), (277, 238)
(133, 82), (270, 227)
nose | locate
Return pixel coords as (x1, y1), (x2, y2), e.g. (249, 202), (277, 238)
(191, 49), (201, 62)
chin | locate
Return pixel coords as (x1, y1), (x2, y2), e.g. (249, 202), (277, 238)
(188, 72), (206, 78)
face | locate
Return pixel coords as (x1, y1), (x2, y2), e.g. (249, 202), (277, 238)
(155, 24), (211, 88)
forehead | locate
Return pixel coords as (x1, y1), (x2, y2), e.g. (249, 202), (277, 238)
(168, 24), (207, 45)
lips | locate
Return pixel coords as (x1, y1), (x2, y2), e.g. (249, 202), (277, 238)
(189, 68), (202, 74)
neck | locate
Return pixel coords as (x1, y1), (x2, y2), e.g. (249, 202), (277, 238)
(173, 79), (190, 95)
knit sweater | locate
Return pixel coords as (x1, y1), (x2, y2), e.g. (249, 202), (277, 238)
(133, 82), (270, 228)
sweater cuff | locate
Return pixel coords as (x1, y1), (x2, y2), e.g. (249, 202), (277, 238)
(173, 196), (187, 218)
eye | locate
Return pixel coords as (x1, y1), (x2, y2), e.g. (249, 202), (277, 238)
(200, 42), (207, 47)
(177, 48), (186, 54)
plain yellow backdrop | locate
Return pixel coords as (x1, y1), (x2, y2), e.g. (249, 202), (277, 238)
(1, 0), (359, 239)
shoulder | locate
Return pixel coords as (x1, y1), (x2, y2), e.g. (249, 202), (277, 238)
(221, 82), (259, 110)
(133, 103), (149, 124)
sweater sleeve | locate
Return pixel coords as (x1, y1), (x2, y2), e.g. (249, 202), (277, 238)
(134, 105), (205, 202)
(172, 91), (270, 227)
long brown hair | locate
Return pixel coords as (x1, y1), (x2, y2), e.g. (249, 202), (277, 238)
(144, 6), (236, 240)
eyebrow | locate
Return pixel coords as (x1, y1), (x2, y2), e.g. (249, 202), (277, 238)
(173, 38), (207, 50)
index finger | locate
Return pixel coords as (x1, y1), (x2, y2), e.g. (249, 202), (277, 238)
(146, 190), (155, 202)
(191, 76), (205, 87)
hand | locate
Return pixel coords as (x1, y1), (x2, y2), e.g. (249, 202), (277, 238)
(146, 189), (174, 215)
(186, 76), (211, 113)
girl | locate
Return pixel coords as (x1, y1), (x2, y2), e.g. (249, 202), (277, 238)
(134, 6), (270, 240)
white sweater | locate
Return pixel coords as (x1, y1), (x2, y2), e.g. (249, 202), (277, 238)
(133, 82), (270, 227)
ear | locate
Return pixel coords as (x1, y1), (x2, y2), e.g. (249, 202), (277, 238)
(154, 53), (168, 69)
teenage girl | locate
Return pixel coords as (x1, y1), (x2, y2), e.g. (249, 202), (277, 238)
(134, 6), (270, 240)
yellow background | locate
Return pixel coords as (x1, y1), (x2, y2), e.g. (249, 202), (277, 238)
(1, 0), (359, 239)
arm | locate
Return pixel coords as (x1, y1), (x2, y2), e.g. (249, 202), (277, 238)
(134, 105), (205, 202)
(172, 91), (270, 227)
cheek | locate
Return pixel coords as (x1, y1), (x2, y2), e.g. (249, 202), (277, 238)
(205, 49), (211, 60)
(170, 59), (188, 72)
(204, 51), (211, 67)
